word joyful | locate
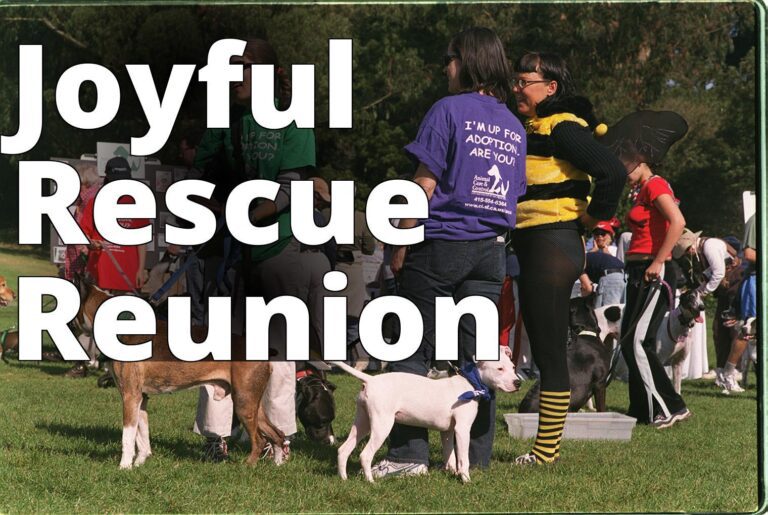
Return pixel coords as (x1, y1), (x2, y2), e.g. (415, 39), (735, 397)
(17, 275), (501, 362)
(0, 39), (352, 156)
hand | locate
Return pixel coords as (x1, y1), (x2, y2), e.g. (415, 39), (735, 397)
(579, 213), (599, 232)
(580, 282), (594, 297)
(390, 246), (407, 276)
(89, 240), (103, 250)
(136, 269), (149, 289)
(644, 261), (664, 283)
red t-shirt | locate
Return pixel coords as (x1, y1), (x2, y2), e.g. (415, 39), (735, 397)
(626, 176), (678, 258)
(80, 195), (148, 292)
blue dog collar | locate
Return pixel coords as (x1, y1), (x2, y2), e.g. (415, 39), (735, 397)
(457, 363), (494, 402)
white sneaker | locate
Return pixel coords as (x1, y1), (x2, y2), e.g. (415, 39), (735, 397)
(371, 459), (428, 479)
(721, 372), (745, 394)
(652, 408), (692, 429)
(714, 368), (725, 388)
(701, 369), (718, 380)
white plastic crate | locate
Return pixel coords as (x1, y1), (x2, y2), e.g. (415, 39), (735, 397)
(504, 412), (637, 441)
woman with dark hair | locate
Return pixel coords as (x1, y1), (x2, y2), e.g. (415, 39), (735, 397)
(192, 38), (329, 463)
(510, 51), (625, 464)
(601, 110), (692, 426)
(372, 27), (527, 479)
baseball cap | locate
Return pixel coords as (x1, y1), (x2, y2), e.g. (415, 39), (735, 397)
(104, 157), (132, 180)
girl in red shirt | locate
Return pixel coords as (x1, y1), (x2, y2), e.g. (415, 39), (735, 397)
(603, 111), (691, 428)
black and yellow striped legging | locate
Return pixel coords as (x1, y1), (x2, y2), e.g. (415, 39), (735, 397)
(513, 226), (584, 462)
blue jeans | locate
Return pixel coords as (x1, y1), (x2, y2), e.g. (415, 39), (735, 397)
(597, 271), (626, 307)
(387, 237), (506, 467)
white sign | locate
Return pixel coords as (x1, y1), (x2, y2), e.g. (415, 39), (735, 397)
(742, 191), (755, 222)
(96, 142), (145, 179)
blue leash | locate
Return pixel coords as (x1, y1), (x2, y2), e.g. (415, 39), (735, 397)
(149, 216), (227, 305)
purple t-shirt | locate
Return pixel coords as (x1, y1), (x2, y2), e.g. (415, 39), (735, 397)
(405, 92), (527, 240)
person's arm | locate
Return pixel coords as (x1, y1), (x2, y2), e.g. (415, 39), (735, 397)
(360, 213), (377, 256)
(645, 193), (685, 281)
(136, 244), (148, 288)
(743, 214), (756, 263)
(550, 122), (626, 230)
(249, 168), (306, 224)
(390, 164), (438, 275)
(698, 240), (727, 295)
(579, 273), (594, 296)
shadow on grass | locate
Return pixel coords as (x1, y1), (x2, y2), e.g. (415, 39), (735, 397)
(0, 243), (50, 260)
(36, 421), (201, 461)
(8, 359), (73, 376)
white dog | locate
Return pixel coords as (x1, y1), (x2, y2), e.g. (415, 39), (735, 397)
(333, 347), (519, 483)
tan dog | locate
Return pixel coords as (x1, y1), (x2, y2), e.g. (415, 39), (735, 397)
(73, 277), (285, 469)
(0, 276), (16, 307)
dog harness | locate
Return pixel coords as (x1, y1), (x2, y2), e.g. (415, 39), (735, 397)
(457, 362), (494, 402)
(516, 112), (592, 229)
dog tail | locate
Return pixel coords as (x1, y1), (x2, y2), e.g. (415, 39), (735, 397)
(330, 361), (371, 382)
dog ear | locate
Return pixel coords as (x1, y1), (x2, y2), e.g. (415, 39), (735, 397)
(604, 306), (622, 323)
(297, 380), (314, 401)
(324, 380), (337, 391)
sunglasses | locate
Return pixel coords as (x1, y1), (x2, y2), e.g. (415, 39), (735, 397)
(512, 78), (551, 89)
(443, 53), (460, 67)
(593, 230), (611, 237)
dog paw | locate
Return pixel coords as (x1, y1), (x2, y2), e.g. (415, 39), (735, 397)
(134, 453), (151, 466)
(460, 473), (471, 483)
(119, 462), (133, 470)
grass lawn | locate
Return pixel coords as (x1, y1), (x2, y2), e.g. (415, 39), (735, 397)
(0, 248), (761, 513)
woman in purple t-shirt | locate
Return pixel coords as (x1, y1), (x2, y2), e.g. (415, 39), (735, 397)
(371, 27), (527, 479)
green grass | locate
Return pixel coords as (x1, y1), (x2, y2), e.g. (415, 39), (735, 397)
(0, 248), (761, 513)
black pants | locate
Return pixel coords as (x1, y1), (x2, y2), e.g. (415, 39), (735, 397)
(621, 261), (686, 424)
(386, 238), (505, 468)
(513, 227), (584, 392)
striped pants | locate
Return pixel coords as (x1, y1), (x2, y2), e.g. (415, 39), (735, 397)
(621, 261), (687, 424)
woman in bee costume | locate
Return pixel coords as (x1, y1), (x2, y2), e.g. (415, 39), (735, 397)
(510, 51), (625, 465)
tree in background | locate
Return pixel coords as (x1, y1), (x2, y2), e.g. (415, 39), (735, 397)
(0, 3), (757, 238)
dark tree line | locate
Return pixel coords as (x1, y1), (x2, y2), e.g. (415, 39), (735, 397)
(0, 3), (758, 240)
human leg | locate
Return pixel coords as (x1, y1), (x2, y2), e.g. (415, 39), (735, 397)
(621, 262), (687, 424)
(513, 228), (583, 463)
(380, 240), (474, 471)
(455, 238), (505, 468)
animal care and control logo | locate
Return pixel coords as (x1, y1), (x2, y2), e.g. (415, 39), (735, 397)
(463, 120), (522, 216)
(473, 164), (509, 197)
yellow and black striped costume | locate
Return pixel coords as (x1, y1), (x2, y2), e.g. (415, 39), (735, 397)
(516, 113), (592, 229)
(512, 108), (625, 465)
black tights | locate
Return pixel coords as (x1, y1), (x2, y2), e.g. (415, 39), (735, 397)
(513, 228), (584, 392)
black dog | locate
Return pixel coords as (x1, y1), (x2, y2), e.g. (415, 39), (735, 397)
(519, 295), (613, 413)
(296, 364), (337, 444)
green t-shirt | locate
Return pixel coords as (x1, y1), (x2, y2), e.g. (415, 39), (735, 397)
(195, 109), (316, 262)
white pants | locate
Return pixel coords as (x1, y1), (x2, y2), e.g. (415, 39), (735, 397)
(193, 361), (297, 438)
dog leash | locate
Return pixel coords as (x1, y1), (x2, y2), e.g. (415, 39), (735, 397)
(100, 245), (142, 296)
(149, 216), (228, 306)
